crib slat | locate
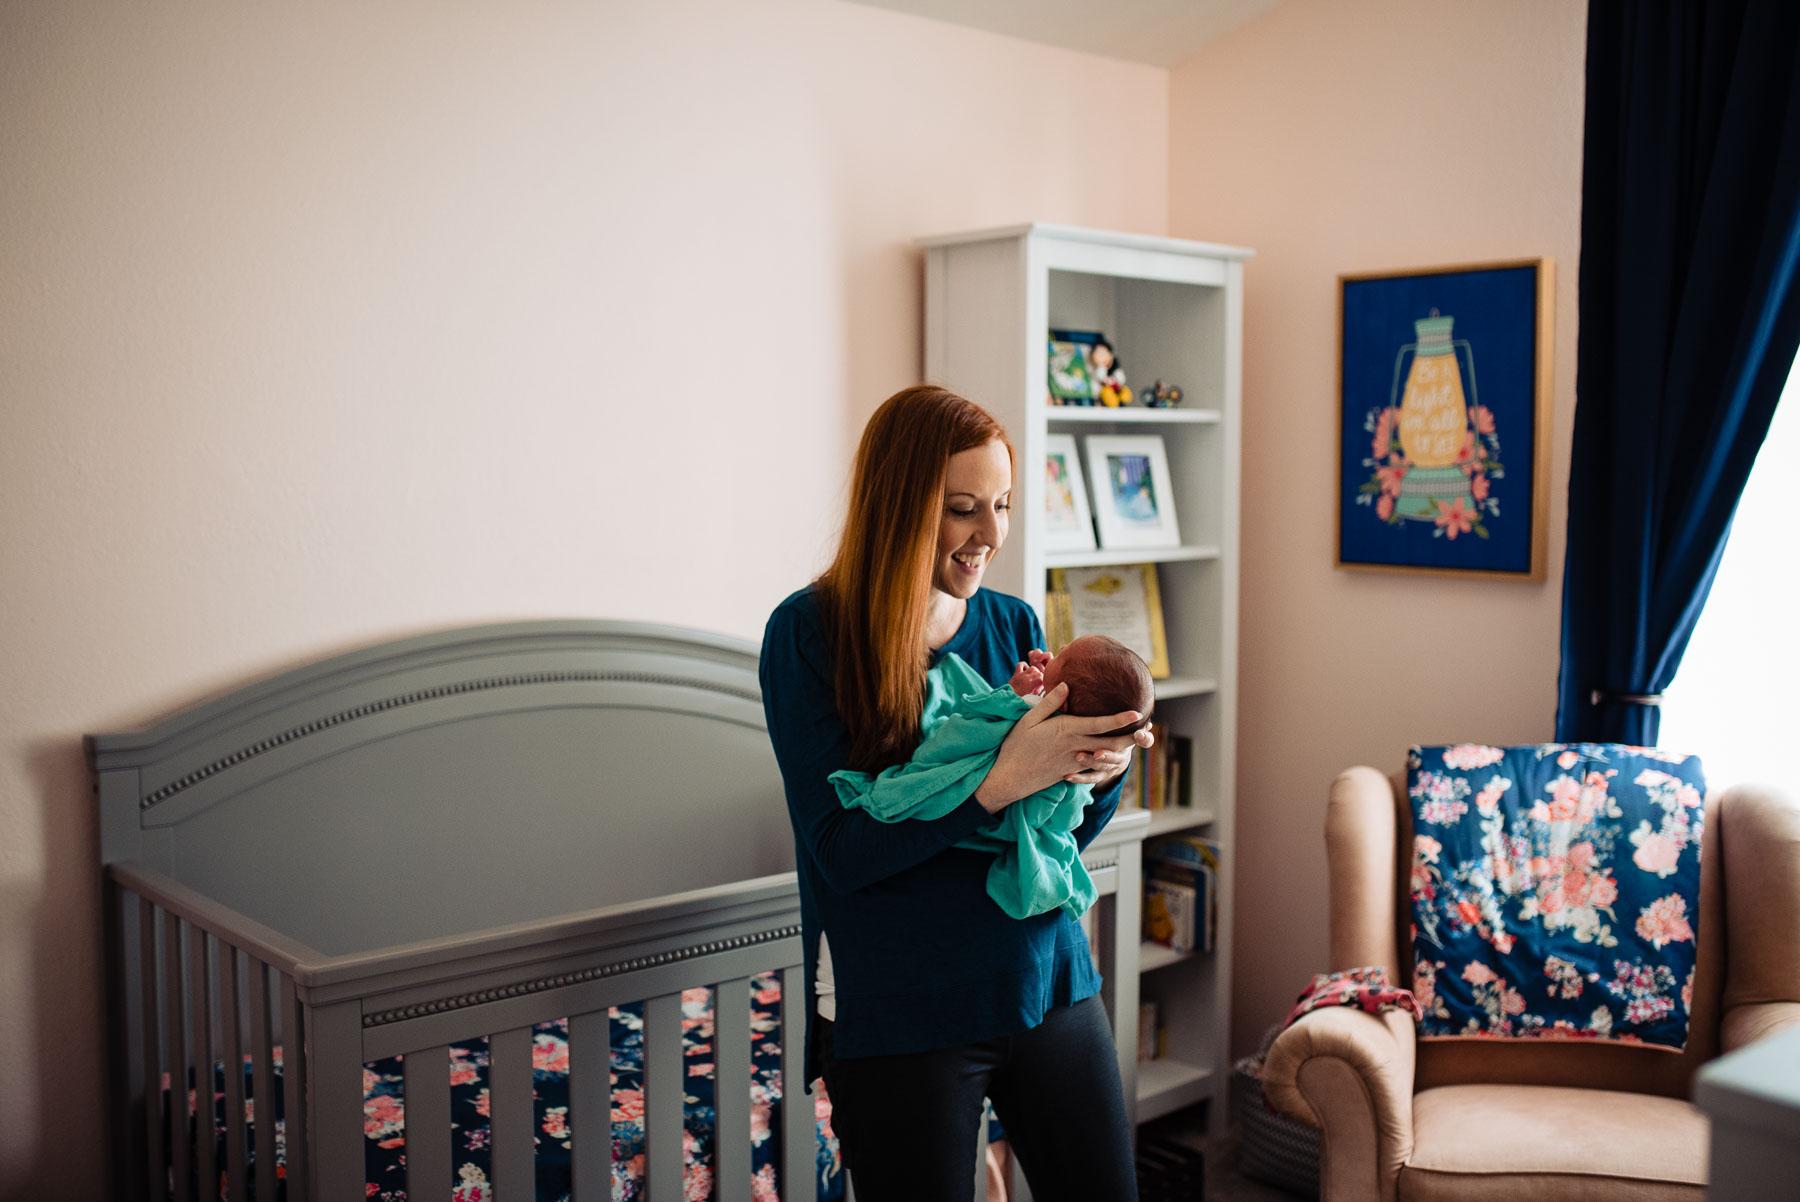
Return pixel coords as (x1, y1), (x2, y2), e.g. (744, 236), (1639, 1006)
(247, 962), (277, 1202)
(190, 926), (219, 1200)
(110, 881), (146, 1202)
(163, 911), (191, 1202)
(642, 991), (684, 1199)
(566, 1010), (609, 1201)
(780, 965), (816, 1202)
(713, 977), (753, 1202)
(403, 1046), (452, 1202)
(141, 900), (167, 1202)
(279, 974), (309, 1202)
(489, 1026), (535, 1199)
(307, 1000), (367, 1202)
(216, 944), (246, 1202)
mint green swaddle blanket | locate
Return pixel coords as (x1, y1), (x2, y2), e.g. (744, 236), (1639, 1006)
(828, 652), (1097, 921)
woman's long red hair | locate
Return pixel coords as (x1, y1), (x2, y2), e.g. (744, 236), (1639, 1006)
(817, 385), (1011, 772)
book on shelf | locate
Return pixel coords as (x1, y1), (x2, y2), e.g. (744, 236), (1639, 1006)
(1143, 834), (1221, 953)
(1120, 727), (1192, 813)
(1138, 1000), (1159, 1063)
(1143, 876), (1199, 953)
(1119, 743), (1144, 810)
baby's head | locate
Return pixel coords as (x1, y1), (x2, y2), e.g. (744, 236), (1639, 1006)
(1042, 635), (1153, 736)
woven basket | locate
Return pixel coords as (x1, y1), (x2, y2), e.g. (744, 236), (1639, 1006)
(1234, 1039), (1321, 1199)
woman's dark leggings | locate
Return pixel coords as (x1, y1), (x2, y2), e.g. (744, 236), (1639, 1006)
(817, 995), (1138, 1202)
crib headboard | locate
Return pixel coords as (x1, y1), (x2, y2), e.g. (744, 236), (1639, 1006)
(88, 620), (794, 957)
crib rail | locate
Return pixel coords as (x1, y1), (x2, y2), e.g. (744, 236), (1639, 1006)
(109, 863), (319, 1202)
(108, 811), (1147, 1202)
(107, 860), (817, 1202)
(344, 878), (810, 1202)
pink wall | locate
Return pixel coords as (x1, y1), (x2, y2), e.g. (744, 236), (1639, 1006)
(0, 1), (1166, 1191)
(1167, 0), (1588, 1055)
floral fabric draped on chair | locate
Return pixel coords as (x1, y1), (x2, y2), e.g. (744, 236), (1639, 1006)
(1407, 743), (1706, 1049)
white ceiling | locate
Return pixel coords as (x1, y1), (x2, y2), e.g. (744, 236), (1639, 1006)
(842, 0), (1286, 68)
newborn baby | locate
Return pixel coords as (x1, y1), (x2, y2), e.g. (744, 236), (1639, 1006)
(830, 636), (1154, 922)
(1010, 634), (1154, 736)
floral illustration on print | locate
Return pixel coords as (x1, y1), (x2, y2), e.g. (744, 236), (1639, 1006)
(1354, 313), (1504, 537)
(1407, 743), (1706, 1049)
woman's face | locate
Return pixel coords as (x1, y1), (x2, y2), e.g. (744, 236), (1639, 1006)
(934, 439), (1012, 599)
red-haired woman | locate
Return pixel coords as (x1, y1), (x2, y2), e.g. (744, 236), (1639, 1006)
(760, 385), (1148, 1201)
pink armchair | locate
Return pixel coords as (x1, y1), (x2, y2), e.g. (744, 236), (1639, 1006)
(1261, 766), (1800, 1201)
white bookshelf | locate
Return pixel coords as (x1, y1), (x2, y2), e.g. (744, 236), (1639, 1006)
(918, 222), (1247, 1132)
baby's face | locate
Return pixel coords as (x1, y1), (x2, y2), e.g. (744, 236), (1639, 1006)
(1040, 655), (1066, 694)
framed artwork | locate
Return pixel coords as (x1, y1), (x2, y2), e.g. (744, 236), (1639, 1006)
(1085, 434), (1181, 550)
(1337, 259), (1554, 579)
(1045, 564), (1170, 678)
(1042, 433), (1096, 553)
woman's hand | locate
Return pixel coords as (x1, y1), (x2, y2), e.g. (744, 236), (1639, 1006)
(1065, 722), (1155, 786)
(972, 683), (1149, 814)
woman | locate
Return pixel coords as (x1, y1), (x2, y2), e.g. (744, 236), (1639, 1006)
(759, 385), (1149, 1201)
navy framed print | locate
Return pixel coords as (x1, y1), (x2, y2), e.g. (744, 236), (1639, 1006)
(1337, 259), (1553, 580)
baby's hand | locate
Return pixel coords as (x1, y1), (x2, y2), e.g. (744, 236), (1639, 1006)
(1008, 648), (1055, 697)
(1009, 660), (1045, 697)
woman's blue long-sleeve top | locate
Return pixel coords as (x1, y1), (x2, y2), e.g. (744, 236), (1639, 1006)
(759, 585), (1124, 1086)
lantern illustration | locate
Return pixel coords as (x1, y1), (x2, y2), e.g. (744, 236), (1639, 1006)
(1391, 311), (1478, 520)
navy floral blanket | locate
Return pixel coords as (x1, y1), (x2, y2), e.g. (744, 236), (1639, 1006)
(1407, 743), (1706, 1048)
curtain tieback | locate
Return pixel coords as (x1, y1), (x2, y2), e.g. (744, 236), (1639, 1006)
(1589, 689), (1663, 707)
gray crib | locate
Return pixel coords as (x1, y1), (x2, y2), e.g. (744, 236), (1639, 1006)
(90, 620), (1148, 1201)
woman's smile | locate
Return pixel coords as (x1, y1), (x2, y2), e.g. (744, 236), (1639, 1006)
(934, 440), (1012, 598)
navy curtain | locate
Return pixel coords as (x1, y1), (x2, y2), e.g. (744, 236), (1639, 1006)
(1556, 0), (1800, 743)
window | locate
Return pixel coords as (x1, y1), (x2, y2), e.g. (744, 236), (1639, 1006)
(1658, 356), (1799, 787)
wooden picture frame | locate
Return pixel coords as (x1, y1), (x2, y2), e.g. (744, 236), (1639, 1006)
(1045, 563), (1171, 678)
(1085, 434), (1181, 551)
(1336, 258), (1553, 580)
(1042, 433), (1097, 553)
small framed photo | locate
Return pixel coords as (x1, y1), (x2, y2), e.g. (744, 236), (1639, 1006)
(1047, 333), (1096, 405)
(1085, 434), (1181, 550)
(1042, 433), (1096, 553)
(1046, 563), (1170, 677)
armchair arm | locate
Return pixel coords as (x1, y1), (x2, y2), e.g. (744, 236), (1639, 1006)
(1326, 766), (1404, 972)
(1719, 782), (1800, 1053)
(1262, 1006), (1416, 1202)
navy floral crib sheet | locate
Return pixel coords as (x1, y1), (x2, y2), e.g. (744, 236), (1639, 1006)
(186, 971), (844, 1201)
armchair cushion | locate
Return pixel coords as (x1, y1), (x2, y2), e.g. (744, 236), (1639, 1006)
(1404, 1084), (1706, 1202)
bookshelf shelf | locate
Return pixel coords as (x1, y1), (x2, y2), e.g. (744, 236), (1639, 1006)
(1043, 544), (1221, 570)
(1046, 406), (1223, 425)
(1154, 676), (1218, 701)
(1123, 805), (1219, 838)
(920, 222), (1246, 1132)
(1139, 941), (1192, 973)
(1136, 1059), (1216, 1124)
